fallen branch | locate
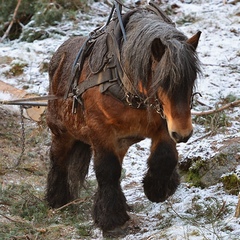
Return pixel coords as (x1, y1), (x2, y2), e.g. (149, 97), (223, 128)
(216, 200), (227, 218)
(192, 99), (240, 116)
(186, 131), (212, 145)
(235, 193), (240, 218)
(0, 213), (26, 224)
(0, 0), (22, 43)
(54, 197), (91, 212)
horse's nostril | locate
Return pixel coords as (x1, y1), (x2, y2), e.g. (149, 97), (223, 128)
(172, 132), (181, 143)
(171, 130), (193, 143)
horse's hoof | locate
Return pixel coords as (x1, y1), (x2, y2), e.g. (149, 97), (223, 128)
(143, 170), (180, 203)
(102, 216), (141, 238)
(103, 229), (128, 238)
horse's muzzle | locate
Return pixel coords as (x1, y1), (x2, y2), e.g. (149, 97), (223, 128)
(171, 130), (193, 143)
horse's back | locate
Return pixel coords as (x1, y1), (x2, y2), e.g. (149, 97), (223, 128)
(47, 36), (88, 139)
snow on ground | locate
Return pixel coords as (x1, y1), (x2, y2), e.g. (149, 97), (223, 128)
(0, 0), (239, 239)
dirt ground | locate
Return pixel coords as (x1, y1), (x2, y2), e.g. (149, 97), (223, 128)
(1, 103), (240, 240)
(0, 106), (50, 173)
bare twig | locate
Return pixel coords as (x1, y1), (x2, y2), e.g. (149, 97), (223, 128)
(0, 0), (22, 43)
(186, 131), (212, 145)
(235, 193), (240, 218)
(216, 201), (226, 218)
(166, 200), (213, 239)
(54, 197), (91, 211)
(0, 201), (11, 206)
(0, 213), (25, 223)
(192, 99), (240, 116)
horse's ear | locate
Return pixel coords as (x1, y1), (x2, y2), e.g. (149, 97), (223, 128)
(187, 31), (201, 50)
(151, 38), (166, 62)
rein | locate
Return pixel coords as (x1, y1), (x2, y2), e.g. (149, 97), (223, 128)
(0, 95), (58, 106)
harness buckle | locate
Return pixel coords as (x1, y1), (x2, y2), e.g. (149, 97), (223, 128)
(72, 95), (83, 114)
(125, 93), (132, 106)
(154, 99), (165, 119)
(72, 96), (78, 114)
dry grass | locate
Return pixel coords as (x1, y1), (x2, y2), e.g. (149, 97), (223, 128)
(0, 107), (95, 240)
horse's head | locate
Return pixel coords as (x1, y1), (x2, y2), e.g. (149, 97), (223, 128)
(121, 12), (201, 143)
(151, 32), (201, 143)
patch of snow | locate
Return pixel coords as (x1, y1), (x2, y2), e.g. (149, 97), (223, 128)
(0, 0), (239, 238)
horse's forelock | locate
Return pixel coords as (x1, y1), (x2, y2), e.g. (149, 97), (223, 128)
(121, 10), (201, 97)
(151, 40), (201, 97)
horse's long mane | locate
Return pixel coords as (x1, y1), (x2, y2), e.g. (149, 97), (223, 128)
(121, 10), (201, 97)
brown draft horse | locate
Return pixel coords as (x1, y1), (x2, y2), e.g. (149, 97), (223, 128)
(46, 2), (201, 234)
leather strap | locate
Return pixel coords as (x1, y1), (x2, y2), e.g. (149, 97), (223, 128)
(147, 1), (175, 26)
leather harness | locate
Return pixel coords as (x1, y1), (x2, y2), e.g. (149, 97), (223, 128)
(67, 1), (172, 117)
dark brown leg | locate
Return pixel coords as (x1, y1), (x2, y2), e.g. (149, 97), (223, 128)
(46, 134), (92, 208)
(143, 140), (180, 202)
(92, 149), (129, 231)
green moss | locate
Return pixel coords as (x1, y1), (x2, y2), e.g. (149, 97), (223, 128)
(221, 173), (240, 195)
(20, 28), (50, 42)
(224, 94), (237, 103)
(180, 157), (206, 188)
(56, 0), (89, 11)
(214, 153), (228, 165)
(176, 13), (198, 25)
(76, 223), (92, 237)
(180, 153), (233, 188)
(186, 167), (203, 188)
(193, 111), (230, 134)
(4, 60), (28, 76)
(0, 0), (89, 40)
(0, 0), (36, 24)
(0, 0), (37, 39)
(220, 93), (238, 105)
(186, 171), (201, 187)
(34, 5), (63, 26)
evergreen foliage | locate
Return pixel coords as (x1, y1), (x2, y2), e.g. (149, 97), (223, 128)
(0, 0), (89, 40)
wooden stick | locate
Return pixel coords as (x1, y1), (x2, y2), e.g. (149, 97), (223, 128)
(0, 0), (22, 43)
(54, 197), (91, 211)
(235, 193), (240, 218)
(192, 99), (240, 116)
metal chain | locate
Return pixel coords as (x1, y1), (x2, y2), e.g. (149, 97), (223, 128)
(15, 105), (26, 167)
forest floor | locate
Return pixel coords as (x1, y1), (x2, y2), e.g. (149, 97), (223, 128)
(0, 0), (240, 239)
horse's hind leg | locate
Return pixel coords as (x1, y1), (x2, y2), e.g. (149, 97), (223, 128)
(46, 134), (92, 208)
(92, 148), (129, 232)
(143, 138), (180, 203)
(67, 140), (92, 199)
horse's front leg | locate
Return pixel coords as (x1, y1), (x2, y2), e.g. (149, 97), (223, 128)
(143, 137), (180, 203)
(92, 148), (129, 232)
